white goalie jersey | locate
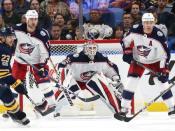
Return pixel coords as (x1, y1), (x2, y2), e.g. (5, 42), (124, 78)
(57, 51), (120, 83)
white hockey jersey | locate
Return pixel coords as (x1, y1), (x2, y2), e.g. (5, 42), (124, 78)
(14, 23), (50, 64)
(57, 51), (120, 82)
(122, 24), (170, 65)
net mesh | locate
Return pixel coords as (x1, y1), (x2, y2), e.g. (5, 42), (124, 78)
(49, 40), (122, 56)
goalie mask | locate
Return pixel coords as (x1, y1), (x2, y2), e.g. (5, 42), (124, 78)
(84, 41), (98, 60)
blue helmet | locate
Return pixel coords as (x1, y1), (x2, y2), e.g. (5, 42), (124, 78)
(0, 27), (15, 37)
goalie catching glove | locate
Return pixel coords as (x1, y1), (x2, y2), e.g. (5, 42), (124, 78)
(11, 79), (28, 95)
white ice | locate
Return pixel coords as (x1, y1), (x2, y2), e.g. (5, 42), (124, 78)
(0, 112), (175, 131)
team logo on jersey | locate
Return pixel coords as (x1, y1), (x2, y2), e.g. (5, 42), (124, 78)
(19, 43), (35, 55)
(157, 31), (163, 36)
(40, 30), (46, 36)
(133, 24), (139, 28)
(137, 45), (151, 57)
(80, 71), (96, 80)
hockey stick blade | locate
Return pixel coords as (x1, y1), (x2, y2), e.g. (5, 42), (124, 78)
(77, 94), (100, 102)
(58, 85), (100, 102)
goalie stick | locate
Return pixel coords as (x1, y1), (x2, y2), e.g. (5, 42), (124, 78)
(18, 56), (100, 103)
(114, 61), (175, 122)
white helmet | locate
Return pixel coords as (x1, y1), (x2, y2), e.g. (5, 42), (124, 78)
(84, 41), (98, 60)
(25, 10), (38, 20)
(142, 13), (155, 22)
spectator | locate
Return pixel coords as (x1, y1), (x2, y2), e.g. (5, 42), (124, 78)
(130, 1), (142, 24)
(14, 0), (30, 18)
(46, 1), (57, 22)
(53, 13), (66, 29)
(40, 0), (70, 21)
(157, 0), (170, 14)
(30, 0), (52, 30)
(0, 14), (5, 29)
(87, 9), (103, 25)
(61, 20), (76, 40)
(110, 0), (133, 11)
(50, 23), (61, 40)
(1, 0), (21, 26)
(113, 24), (124, 39)
(74, 26), (84, 40)
(83, 9), (113, 39)
(122, 12), (133, 34)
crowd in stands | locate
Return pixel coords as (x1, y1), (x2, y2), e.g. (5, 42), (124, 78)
(0, 0), (175, 51)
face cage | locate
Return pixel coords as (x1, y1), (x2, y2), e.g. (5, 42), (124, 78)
(84, 43), (98, 60)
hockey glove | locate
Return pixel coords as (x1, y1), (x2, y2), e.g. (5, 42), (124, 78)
(11, 79), (28, 95)
(158, 67), (169, 83)
(38, 64), (48, 78)
(122, 47), (133, 64)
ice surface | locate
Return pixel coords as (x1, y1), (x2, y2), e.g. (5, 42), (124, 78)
(0, 112), (175, 131)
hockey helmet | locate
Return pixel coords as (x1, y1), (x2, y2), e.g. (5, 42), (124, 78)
(142, 13), (155, 22)
(25, 10), (38, 20)
(84, 41), (98, 60)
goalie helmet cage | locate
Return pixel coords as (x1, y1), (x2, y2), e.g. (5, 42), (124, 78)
(19, 39), (135, 115)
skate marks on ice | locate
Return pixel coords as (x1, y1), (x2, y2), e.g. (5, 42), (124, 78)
(1, 113), (175, 131)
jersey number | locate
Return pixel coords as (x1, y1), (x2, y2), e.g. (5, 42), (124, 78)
(1, 55), (10, 65)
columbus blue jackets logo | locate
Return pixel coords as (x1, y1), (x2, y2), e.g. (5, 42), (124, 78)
(137, 45), (151, 58)
(19, 43), (35, 55)
(80, 71), (96, 80)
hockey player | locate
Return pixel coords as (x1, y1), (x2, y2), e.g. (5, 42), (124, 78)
(12, 10), (56, 115)
(114, 13), (175, 121)
(0, 27), (30, 125)
(54, 40), (123, 116)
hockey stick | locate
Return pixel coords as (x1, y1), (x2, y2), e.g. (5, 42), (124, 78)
(135, 61), (175, 84)
(121, 61), (175, 122)
(18, 56), (100, 102)
(123, 82), (175, 122)
(25, 94), (54, 116)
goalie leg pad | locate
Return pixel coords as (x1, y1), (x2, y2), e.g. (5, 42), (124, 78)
(86, 74), (120, 113)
